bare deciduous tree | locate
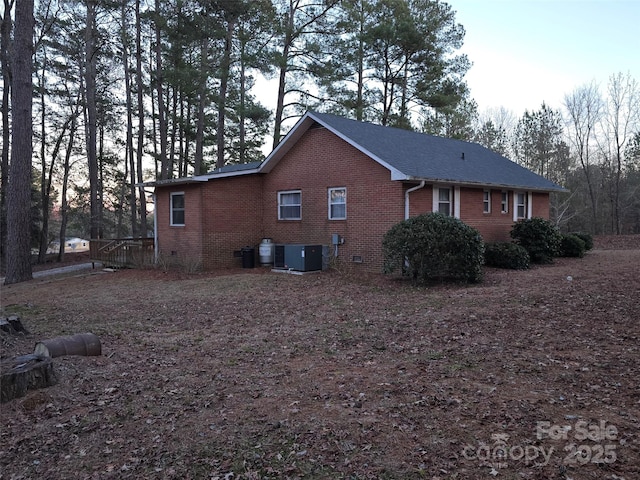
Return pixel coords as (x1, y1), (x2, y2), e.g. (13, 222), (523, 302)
(563, 81), (603, 233)
(599, 72), (640, 234)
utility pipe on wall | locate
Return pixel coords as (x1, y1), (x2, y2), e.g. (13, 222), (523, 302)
(404, 181), (426, 219)
(152, 192), (158, 264)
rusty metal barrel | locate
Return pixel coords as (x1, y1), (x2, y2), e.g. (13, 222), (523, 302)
(34, 333), (102, 358)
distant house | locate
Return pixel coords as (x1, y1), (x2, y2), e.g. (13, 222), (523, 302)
(47, 237), (90, 254)
(147, 111), (565, 272)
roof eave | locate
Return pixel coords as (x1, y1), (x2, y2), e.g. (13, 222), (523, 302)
(136, 167), (261, 189)
(401, 176), (568, 193)
(260, 111), (403, 179)
(259, 114), (315, 174)
(136, 177), (209, 188)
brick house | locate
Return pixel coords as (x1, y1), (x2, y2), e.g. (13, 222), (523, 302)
(148, 111), (565, 272)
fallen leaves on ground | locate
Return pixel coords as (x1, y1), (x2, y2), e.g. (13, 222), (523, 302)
(1, 237), (639, 479)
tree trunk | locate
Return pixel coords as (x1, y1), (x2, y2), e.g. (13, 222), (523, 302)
(85, 0), (100, 239)
(615, 145), (622, 234)
(135, 0), (147, 237)
(170, 86), (179, 175)
(38, 120), (67, 263)
(154, 0), (169, 180)
(0, 0), (12, 262)
(272, 38), (290, 149)
(121, 2), (137, 237)
(216, 18), (235, 170)
(58, 110), (77, 262)
(238, 32), (246, 163)
(182, 101), (192, 177)
(38, 47), (49, 263)
(4, 0), (34, 285)
(355, 12), (365, 122)
(194, 38), (208, 174)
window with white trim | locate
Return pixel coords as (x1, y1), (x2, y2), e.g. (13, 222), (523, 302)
(278, 190), (302, 220)
(438, 187), (452, 216)
(501, 191), (509, 214)
(170, 192), (185, 226)
(483, 190), (491, 213)
(328, 187), (346, 220)
(515, 192), (528, 220)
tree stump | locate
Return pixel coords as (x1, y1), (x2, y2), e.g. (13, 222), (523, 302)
(0, 315), (30, 335)
(0, 354), (57, 403)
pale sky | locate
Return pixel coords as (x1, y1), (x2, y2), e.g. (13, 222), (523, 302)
(253, 0), (638, 146)
(450, 0), (640, 115)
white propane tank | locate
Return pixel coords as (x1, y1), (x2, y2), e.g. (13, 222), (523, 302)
(258, 238), (275, 266)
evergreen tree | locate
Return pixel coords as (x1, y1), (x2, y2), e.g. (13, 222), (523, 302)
(271, 0), (341, 147)
(474, 119), (509, 156)
(0, 0), (12, 261)
(5, 0), (35, 284)
(513, 103), (571, 185)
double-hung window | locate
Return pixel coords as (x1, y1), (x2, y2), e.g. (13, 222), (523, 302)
(437, 187), (452, 216)
(483, 190), (491, 214)
(501, 191), (509, 214)
(328, 187), (346, 220)
(278, 190), (302, 220)
(515, 192), (528, 220)
(170, 192), (185, 226)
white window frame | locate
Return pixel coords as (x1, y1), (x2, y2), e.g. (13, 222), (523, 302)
(170, 192), (185, 226)
(501, 191), (509, 214)
(328, 187), (346, 220)
(278, 190), (302, 220)
(432, 186), (460, 218)
(433, 186), (452, 216)
(483, 189), (491, 214)
(513, 191), (532, 221)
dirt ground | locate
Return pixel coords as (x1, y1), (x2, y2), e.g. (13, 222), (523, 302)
(1, 236), (639, 479)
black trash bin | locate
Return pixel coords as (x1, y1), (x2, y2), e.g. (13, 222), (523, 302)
(241, 246), (255, 268)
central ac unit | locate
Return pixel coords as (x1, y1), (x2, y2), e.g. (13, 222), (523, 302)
(273, 244), (323, 272)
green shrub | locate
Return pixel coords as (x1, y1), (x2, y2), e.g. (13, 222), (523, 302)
(382, 212), (484, 284)
(570, 231), (594, 251)
(510, 217), (562, 264)
(484, 242), (530, 270)
(559, 233), (586, 258)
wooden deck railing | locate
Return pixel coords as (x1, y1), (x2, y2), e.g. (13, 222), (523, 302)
(90, 238), (154, 268)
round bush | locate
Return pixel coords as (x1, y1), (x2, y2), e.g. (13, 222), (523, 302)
(559, 233), (586, 258)
(382, 213), (484, 284)
(570, 231), (594, 251)
(484, 242), (530, 270)
(510, 217), (562, 264)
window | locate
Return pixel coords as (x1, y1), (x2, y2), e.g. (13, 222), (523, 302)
(483, 190), (491, 214)
(501, 191), (509, 214)
(278, 190), (301, 220)
(438, 187), (451, 216)
(328, 187), (346, 220)
(170, 192), (185, 226)
(515, 192), (528, 220)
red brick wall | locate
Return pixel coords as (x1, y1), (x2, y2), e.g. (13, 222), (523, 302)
(462, 188), (515, 242)
(155, 184), (204, 267)
(403, 186), (551, 243)
(261, 127), (404, 271)
(156, 176), (263, 270)
(200, 175), (264, 269)
(532, 192), (550, 219)
(407, 184), (433, 217)
(154, 127), (552, 272)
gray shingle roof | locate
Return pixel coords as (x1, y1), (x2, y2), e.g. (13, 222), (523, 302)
(206, 161), (262, 175)
(303, 111), (566, 192)
(146, 111), (566, 192)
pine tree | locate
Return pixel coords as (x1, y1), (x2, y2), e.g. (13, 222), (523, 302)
(4, 0), (35, 284)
